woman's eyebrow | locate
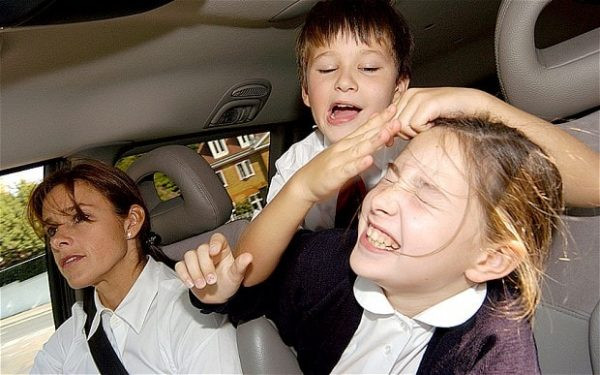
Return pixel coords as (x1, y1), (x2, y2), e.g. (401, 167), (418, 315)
(41, 203), (94, 222)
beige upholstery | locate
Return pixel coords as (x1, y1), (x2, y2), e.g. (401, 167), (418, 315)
(126, 144), (299, 372)
(126, 144), (248, 260)
(236, 317), (301, 374)
(496, 1), (599, 374)
(495, 0), (599, 120)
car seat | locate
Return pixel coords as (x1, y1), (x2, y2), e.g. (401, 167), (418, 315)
(496, 1), (599, 373)
(125, 144), (249, 261)
(124, 144), (300, 373)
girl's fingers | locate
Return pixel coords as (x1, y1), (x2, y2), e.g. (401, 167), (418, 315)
(175, 261), (195, 289)
(197, 243), (218, 285)
(230, 252), (253, 282)
(208, 233), (228, 255)
(183, 245), (209, 289)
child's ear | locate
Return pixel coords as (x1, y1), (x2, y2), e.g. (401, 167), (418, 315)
(124, 204), (146, 239)
(465, 241), (525, 283)
(394, 78), (409, 95)
(301, 86), (311, 108)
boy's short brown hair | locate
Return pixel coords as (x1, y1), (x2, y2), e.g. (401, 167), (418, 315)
(296, 0), (414, 89)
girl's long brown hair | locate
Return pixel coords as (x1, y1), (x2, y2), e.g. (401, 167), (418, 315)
(437, 117), (564, 320)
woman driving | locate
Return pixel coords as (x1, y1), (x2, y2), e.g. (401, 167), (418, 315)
(28, 160), (241, 374)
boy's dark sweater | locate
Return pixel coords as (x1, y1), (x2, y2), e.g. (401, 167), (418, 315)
(192, 229), (540, 375)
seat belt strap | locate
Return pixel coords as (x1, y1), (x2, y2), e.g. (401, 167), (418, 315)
(83, 288), (129, 375)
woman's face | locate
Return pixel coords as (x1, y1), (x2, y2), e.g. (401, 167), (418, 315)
(42, 181), (132, 289)
(351, 128), (484, 296)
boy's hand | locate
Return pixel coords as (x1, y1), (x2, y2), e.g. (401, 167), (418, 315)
(394, 87), (488, 139)
(175, 233), (253, 304)
(290, 104), (401, 204)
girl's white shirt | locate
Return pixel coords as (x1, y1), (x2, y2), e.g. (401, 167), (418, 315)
(30, 257), (241, 374)
(332, 277), (486, 374)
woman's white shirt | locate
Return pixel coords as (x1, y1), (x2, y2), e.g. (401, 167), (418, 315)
(30, 257), (241, 374)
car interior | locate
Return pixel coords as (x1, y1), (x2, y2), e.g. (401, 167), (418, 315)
(0, 0), (598, 373)
(495, 1), (599, 374)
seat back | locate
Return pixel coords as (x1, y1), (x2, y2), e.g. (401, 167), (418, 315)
(126, 144), (248, 260)
(495, 0), (599, 120)
(236, 317), (301, 374)
(495, 1), (599, 373)
(125, 145), (300, 372)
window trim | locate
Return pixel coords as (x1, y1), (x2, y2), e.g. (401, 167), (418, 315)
(235, 159), (255, 180)
(215, 170), (228, 187)
(237, 135), (254, 148)
(207, 139), (229, 158)
(248, 192), (263, 212)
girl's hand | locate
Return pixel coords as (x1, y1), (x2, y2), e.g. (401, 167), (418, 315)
(175, 233), (253, 304)
(289, 104), (401, 204)
(394, 87), (489, 139)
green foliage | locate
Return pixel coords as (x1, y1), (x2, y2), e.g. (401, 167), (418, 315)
(116, 155), (181, 201)
(154, 173), (180, 201)
(115, 154), (142, 172)
(0, 181), (45, 270)
(232, 200), (254, 220)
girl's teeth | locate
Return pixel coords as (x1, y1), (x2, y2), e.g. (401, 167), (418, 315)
(366, 226), (400, 251)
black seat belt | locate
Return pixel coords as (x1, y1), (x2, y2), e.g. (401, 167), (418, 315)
(83, 288), (129, 375)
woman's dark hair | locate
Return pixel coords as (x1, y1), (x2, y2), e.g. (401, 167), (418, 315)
(27, 160), (174, 267)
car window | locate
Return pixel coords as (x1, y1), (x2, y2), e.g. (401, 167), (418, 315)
(0, 166), (55, 374)
(116, 131), (270, 221)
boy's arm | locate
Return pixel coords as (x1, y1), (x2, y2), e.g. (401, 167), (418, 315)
(239, 105), (401, 286)
(395, 87), (599, 207)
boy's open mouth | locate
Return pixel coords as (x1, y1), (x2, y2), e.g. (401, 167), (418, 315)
(328, 103), (362, 125)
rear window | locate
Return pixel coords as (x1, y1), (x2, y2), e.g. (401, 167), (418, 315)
(116, 131), (270, 221)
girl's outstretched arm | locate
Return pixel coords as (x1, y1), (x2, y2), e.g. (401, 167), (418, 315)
(239, 104), (401, 286)
(394, 87), (599, 207)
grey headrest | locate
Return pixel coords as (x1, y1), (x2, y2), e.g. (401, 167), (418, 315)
(237, 317), (301, 374)
(495, 0), (600, 119)
(126, 145), (232, 245)
(591, 302), (600, 374)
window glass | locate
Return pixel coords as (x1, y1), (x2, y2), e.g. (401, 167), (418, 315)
(0, 166), (54, 374)
(116, 131), (270, 222)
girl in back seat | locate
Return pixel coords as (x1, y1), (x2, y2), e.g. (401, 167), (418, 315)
(177, 113), (564, 374)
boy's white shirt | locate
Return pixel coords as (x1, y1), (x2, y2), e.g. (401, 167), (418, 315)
(332, 277), (487, 374)
(266, 128), (407, 230)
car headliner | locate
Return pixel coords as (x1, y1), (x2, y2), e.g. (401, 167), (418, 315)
(2, 0), (592, 171)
